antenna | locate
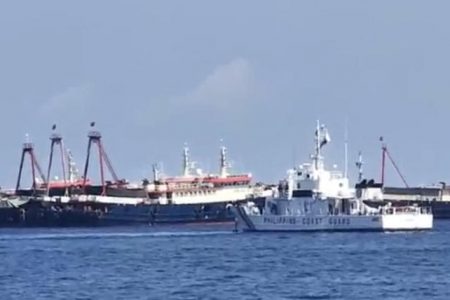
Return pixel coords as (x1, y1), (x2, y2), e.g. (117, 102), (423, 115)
(344, 118), (349, 178)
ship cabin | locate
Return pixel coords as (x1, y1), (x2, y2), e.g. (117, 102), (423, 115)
(147, 174), (252, 203)
(355, 179), (384, 201)
(269, 161), (356, 217)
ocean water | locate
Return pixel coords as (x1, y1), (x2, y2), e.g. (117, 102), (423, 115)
(1, 222), (450, 300)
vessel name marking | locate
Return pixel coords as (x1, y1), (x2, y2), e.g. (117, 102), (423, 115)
(263, 217), (323, 225)
(262, 217), (352, 226)
(328, 218), (351, 225)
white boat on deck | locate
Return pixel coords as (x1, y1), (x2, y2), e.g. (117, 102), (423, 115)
(232, 122), (433, 232)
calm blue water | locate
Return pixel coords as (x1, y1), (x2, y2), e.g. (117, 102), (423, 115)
(1, 221), (450, 300)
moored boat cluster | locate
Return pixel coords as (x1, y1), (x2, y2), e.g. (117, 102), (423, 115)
(0, 122), (444, 230)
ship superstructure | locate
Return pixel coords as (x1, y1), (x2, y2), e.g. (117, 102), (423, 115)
(146, 143), (257, 205)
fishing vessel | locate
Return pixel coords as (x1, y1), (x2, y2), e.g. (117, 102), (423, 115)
(90, 143), (269, 224)
(357, 142), (450, 219)
(10, 126), (268, 226)
(232, 122), (433, 232)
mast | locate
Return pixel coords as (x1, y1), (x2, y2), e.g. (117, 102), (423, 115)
(344, 119), (348, 178)
(313, 120), (329, 170)
(315, 120), (320, 169)
(219, 141), (228, 178)
(379, 137), (409, 188)
(380, 137), (387, 185)
(182, 143), (190, 177)
(66, 149), (79, 183)
(152, 163), (160, 181)
(355, 151), (364, 182)
(15, 134), (46, 196)
(82, 122), (120, 196)
(313, 120), (320, 170)
(46, 124), (68, 196)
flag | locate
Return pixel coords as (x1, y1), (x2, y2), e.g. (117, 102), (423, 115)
(319, 127), (331, 149)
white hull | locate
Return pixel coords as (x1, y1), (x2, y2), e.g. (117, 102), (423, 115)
(233, 206), (433, 232)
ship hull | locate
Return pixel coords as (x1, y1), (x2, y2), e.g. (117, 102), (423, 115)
(365, 200), (450, 219)
(0, 197), (267, 227)
(92, 197), (266, 225)
(232, 206), (433, 232)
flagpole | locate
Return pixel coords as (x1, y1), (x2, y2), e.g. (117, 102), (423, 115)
(315, 120), (320, 169)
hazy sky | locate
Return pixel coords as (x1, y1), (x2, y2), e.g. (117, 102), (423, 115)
(1, 1), (450, 188)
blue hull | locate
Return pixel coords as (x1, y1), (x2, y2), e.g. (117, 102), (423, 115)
(98, 198), (267, 225)
(0, 198), (267, 227)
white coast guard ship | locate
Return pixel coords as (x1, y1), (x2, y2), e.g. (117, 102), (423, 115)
(232, 122), (433, 232)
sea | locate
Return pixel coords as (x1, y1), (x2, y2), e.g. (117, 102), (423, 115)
(0, 221), (449, 300)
